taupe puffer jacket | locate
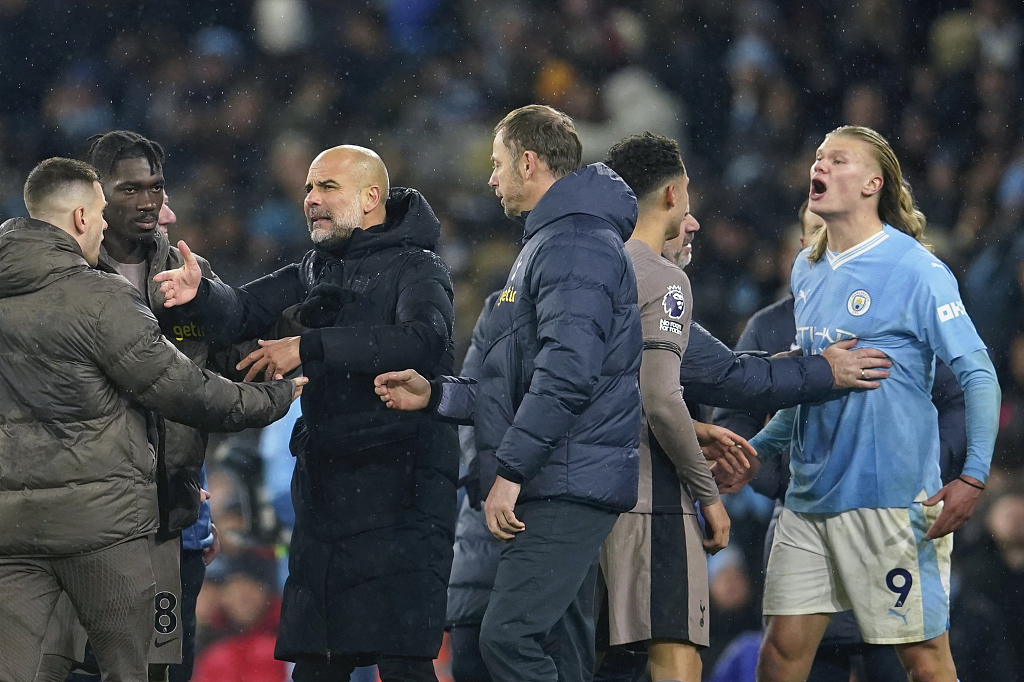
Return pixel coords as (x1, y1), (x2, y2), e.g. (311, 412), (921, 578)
(0, 218), (294, 556)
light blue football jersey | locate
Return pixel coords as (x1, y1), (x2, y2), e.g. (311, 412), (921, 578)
(787, 224), (986, 513)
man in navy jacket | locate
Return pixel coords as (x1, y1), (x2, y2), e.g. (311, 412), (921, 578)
(375, 104), (642, 682)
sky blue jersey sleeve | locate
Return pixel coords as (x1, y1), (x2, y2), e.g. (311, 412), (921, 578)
(749, 406), (797, 465)
(908, 255), (997, 483)
(950, 349), (1000, 484)
(909, 257), (987, 365)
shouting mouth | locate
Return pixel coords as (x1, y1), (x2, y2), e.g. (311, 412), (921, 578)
(809, 177), (827, 201)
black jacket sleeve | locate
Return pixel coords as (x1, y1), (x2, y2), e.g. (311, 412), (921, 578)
(298, 251), (454, 375)
(181, 263), (308, 345)
(682, 321), (833, 415)
(933, 358), (967, 484)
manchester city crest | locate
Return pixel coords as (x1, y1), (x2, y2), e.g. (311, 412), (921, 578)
(847, 289), (871, 316)
(663, 286), (686, 319)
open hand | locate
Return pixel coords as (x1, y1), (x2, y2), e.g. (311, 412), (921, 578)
(153, 240), (202, 307)
(238, 337), (301, 382)
(373, 369), (431, 410)
(822, 338), (891, 389)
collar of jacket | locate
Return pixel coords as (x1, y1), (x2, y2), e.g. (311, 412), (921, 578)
(96, 229), (170, 311)
(315, 186), (442, 261)
(522, 163), (638, 242)
(0, 217), (90, 298)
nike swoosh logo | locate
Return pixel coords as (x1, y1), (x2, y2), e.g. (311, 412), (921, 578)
(154, 637), (179, 648)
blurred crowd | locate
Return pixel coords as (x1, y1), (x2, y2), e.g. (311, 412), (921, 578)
(1, 0), (1022, 679)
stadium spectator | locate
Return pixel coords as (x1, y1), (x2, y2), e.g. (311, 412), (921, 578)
(953, 489), (1024, 679)
(0, 157), (299, 682)
(192, 549), (285, 682)
(155, 144), (459, 682)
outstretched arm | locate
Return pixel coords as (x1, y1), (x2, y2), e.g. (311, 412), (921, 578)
(96, 286), (303, 433)
(155, 240), (307, 345)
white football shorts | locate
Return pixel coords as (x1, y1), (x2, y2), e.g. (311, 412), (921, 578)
(762, 493), (952, 644)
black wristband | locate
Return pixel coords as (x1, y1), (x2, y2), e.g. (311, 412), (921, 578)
(958, 476), (985, 490)
(425, 379), (443, 413)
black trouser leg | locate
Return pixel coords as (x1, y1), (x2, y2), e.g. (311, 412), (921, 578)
(449, 625), (491, 682)
(375, 657), (438, 682)
(291, 656), (357, 682)
(292, 656), (437, 682)
(478, 500), (618, 682)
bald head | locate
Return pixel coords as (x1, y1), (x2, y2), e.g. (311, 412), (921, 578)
(304, 145), (390, 248)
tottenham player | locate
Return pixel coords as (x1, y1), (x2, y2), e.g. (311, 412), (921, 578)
(599, 133), (736, 682)
(729, 126), (1000, 682)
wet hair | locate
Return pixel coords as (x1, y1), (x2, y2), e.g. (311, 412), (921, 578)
(85, 130), (166, 179)
(494, 104), (582, 178)
(605, 132), (686, 202)
(809, 125), (928, 263)
(23, 157), (100, 215)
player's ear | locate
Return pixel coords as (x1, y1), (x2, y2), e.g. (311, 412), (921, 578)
(863, 174), (883, 197)
(521, 150), (539, 181)
(664, 182), (677, 209)
(72, 205), (88, 235)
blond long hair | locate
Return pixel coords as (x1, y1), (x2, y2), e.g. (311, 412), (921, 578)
(808, 126), (928, 263)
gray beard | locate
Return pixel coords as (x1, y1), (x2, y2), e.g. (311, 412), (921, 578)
(310, 225), (357, 249)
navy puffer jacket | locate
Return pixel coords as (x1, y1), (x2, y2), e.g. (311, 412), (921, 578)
(472, 163), (642, 512)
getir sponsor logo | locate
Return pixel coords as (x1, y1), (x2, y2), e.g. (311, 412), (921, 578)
(936, 301), (967, 323)
(497, 286), (517, 305)
(172, 322), (205, 341)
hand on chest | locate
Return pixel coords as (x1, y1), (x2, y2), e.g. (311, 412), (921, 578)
(794, 276), (884, 354)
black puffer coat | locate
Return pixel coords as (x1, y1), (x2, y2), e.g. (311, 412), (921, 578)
(180, 188), (458, 659)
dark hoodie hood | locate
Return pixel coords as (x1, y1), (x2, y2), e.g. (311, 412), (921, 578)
(0, 217), (90, 299)
(318, 186), (441, 261)
(523, 163), (637, 242)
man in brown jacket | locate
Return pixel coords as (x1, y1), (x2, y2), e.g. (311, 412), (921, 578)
(0, 157), (303, 682)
